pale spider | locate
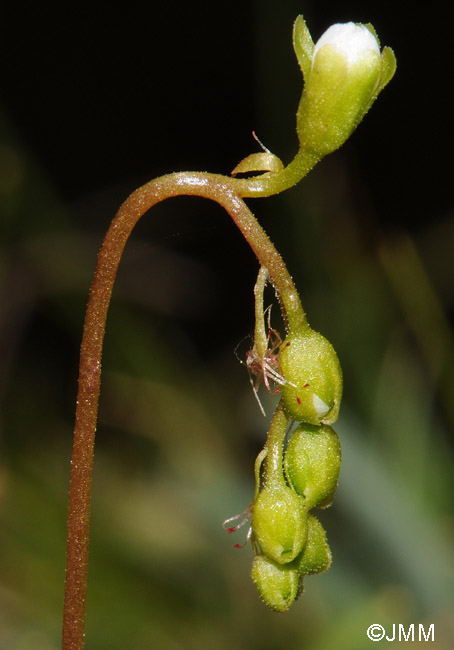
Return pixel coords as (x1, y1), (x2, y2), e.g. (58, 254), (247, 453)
(242, 306), (289, 416)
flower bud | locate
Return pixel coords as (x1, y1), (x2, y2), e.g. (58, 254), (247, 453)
(297, 514), (332, 575)
(284, 423), (341, 509)
(293, 18), (396, 157)
(252, 483), (307, 564)
(251, 554), (301, 612)
(279, 327), (342, 425)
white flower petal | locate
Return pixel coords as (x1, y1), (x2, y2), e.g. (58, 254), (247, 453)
(313, 22), (379, 67)
(312, 393), (331, 418)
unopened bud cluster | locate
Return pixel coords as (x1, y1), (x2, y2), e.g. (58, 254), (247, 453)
(225, 14), (395, 613)
(251, 381), (342, 611)
(243, 283), (343, 611)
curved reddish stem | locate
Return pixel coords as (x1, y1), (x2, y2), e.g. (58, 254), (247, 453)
(62, 171), (305, 650)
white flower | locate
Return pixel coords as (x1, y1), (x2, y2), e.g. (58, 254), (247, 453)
(313, 22), (380, 68)
(292, 16), (396, 156)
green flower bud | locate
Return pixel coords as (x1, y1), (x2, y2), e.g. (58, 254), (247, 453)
(251, 554), (301, 612)
(293, 17), (396, 157)
(279, 327), (342, 425)
(284, 424), (341, 509)
(252, 483), (307, 564)
(297, 514), (332, 575)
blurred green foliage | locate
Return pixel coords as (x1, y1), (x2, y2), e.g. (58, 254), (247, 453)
(1, 4), (453, 650)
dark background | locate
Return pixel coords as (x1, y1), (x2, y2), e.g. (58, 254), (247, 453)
(2, 1), (452, 229)
(2, 0), (452, 353)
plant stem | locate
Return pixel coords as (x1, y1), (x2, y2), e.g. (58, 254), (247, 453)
(62, 171), (305, 650)
(264, 400), (289, 483)
(234, 149), (320, 198)
(253, 266), (270, 359)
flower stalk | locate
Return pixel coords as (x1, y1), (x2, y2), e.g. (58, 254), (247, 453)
(63, 172), (305, 650)
(62, 15), (395, 649)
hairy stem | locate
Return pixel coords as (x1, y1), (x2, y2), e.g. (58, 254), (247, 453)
(264, 400), (289, 483)
(62, 171), (305, 650)
(253, 266), (271, 359)
(233, 149), (320, 198)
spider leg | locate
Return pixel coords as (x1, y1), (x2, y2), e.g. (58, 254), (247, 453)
(233, 525), (253, 549)
(223, 506), (253, 548)
(247, 365), (267, 417)
(222, 511), (251, 533)
(252, 381), (267, 417)
(264, 304), (273, 334)
(263, 360), (299, 390)
(235, 334), (253, 366)
(262, 363), (272, 393)
(267, 329), (283, 355)
(262, 361), (287, 387)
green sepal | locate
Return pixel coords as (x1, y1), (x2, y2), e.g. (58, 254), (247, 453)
(364, 23), (380, 46)
(251, 554), (301, 612)
(292, 15), (314, 81)
(252, 482), (307, 564)
(376, 46), (397, 94)
(284, 423), (341, 509)
(296, 514), (332, 575)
